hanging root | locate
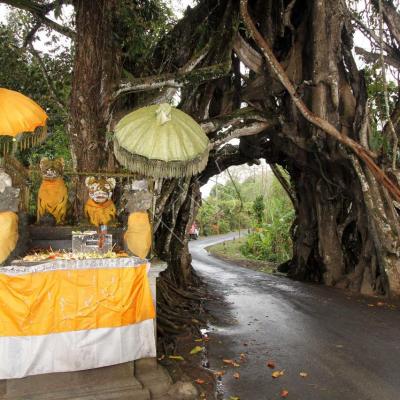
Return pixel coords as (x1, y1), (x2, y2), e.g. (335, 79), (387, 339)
(156, 271), (209, 354)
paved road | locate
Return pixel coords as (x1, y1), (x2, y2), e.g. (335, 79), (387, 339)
(190, 234), (400, 400)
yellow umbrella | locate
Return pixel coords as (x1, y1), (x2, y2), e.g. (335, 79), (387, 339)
(0, 88), (48, 155)
(0, 88), (48, 136)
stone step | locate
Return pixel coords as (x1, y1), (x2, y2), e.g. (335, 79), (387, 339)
(135, 359), (172, 399)
(1, 363), (151, 400)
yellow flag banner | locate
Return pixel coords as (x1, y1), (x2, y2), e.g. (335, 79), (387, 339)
(0, 258), (156, 379)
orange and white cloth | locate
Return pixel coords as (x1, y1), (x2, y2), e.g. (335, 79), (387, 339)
(0, 258), (156, 379)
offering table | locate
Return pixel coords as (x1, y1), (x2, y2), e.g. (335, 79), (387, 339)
(0, 257), (168, 400)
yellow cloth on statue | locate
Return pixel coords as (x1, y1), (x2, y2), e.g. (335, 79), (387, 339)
(0, 211), (18, 263)
(124, 211), (152, 259)
(85, 198), (116, 227)
(37, 178), (68, 224)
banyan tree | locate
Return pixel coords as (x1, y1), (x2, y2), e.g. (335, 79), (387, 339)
(2, 0), (400, 311)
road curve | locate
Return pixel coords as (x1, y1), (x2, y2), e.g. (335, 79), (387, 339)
(190, 234), (400, 400)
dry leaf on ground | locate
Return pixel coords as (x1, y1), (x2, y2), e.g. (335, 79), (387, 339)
(195, 378), (205, 384)
(223, 359), (240, 367)
(280, 389), (289, 397)
(190, 346), (204, 355)
(272, 370), (285, 378)
(233, 372), (240, 380)
(168, 355), (184, 361)
(299, 372), (308, 377)
(267, 361), (276, 368)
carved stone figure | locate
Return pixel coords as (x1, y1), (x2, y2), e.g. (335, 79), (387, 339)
(0, 169), (20, 263)
(37, 157), (68, 224)
(84, 176), (116, 226)
(122, 180), (153, 259)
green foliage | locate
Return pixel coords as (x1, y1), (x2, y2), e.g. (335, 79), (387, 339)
(252, 195), (265, 226)
(115, 0), (175, 74)
(364, 66), (398, 153)
(197, 169), (270, 235)
(0, 19), (72, 168)
(240, 172), (295, 263)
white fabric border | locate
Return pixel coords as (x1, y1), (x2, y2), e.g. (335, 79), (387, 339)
(1, 257), (149, 276)
(0, 319), (156, 379)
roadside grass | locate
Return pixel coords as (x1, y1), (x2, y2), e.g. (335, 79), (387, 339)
(205, 237), (277, 274)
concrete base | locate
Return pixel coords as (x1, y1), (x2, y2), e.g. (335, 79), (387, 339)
(135, 359), (172, 399)
(0, 363), (151, 400)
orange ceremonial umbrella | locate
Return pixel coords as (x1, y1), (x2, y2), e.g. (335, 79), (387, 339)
(0, 88), (48, 136)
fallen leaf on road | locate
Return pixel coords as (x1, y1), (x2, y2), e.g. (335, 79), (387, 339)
(267, 361), (276, 368)
(299, 372), (308, 377)
(280, 389), (289, 397)
(194, 338), (203, 342)
(168, 355), (184, 361)
(233, 372), (240, 380)
(214, 370), (225, 378)
(190, 346), (204, 355)
(377, 301), (385, 306)
(223, 359), (240, 367)
(229, 397), (240, 400)
(195, 378), (205, 384)
(272, 370), (285, 378)
(335, 344), (344, 348)
(157, 355), (165, 361)
(240, 353), (246, 361)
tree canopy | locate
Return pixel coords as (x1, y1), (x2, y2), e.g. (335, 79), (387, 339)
(2, 0), (400, 299)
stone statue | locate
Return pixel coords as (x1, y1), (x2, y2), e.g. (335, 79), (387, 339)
(37, 157), (68, 225)
(0, 169), (20, 264)
(122, 180), (153, 259)
(84, 176), (117, 226)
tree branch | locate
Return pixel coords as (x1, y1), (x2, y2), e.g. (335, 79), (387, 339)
(355, 46), (400, 69)
(383, 98), (400, 139)
(371, 0), (400, 47)
(233, 33), (263, 74)
(2, 0), (75, 38)
(352, 14), (399, 61)
(240, 0), (400, 203)
(200, 107), (268, 134)
(270, 163), (297, 208)
(199, 144), (252, 185)
(113, 62), (231, 101)
(210, 121), (271, 149)
(28, 44), (66, 110)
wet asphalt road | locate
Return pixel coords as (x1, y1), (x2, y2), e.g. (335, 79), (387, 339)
(189, 234), (400, 400)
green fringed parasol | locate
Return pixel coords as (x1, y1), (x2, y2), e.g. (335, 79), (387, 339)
(114, 103), (209, 178)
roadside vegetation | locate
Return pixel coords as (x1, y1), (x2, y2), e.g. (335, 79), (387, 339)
(199, 166), (295, 265)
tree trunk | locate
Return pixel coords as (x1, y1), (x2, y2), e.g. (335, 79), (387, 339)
(69, 0), (119, 216)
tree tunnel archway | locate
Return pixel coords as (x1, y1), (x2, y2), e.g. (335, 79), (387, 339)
(151, 0), (400, 302)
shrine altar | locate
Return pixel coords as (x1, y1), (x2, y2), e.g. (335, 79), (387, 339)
(0, 257), (156, 379)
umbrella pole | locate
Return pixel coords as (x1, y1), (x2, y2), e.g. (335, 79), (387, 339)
(150, 178), (162, 259)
